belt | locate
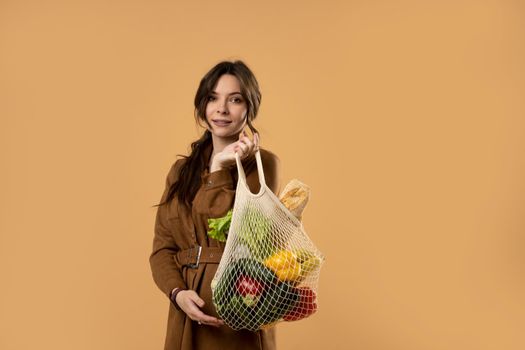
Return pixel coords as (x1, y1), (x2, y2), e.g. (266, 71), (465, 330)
(175, 246), (223, 269)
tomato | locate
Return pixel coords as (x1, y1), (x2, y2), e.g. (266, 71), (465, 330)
(283, 287), (317, 321)
(235, 275), (264, 298)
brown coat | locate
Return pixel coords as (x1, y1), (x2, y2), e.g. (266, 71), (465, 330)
(150, 141), (281, 350)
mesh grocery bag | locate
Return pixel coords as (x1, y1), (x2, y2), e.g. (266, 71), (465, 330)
(211, 150), (325, 331)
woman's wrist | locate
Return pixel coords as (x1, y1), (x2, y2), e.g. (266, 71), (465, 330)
(170, 288), (185, 310)
(210, 154), (231, 172)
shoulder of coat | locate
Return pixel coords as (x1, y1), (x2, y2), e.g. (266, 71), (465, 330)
(239, 147), (280, 177)
(258, 147), (281, 166)
(166, 157), (187, 185)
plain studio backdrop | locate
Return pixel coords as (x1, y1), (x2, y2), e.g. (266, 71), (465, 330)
(1, 0), (524, 349)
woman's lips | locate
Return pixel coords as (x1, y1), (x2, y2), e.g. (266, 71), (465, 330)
(213, 120), (232, 127)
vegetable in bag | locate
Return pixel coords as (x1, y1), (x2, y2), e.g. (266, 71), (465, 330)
(207, 209), (233, 242)
(237, 207), (276, 260)
(211, 150), (324, 331)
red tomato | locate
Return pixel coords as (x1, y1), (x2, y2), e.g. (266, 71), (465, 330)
(235, 275), (264, 297)
(283, 287), (318, 321)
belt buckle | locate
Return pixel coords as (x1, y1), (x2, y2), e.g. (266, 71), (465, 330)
(187, 245), (202, 269)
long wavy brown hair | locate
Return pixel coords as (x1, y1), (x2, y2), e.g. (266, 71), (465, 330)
(154, 60), (262, 209)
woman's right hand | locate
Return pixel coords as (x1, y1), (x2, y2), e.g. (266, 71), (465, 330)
(175, 290), (225, 327)
(210, 130), (259, 171)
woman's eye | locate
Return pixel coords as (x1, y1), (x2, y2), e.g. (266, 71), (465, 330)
(231, 97), (243, 103)
(207, 96), (216, 101)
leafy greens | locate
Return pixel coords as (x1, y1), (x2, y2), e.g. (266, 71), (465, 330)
(207, 209), (233, 242)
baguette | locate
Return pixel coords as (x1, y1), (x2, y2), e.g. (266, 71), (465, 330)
(278, 179), (310, 220)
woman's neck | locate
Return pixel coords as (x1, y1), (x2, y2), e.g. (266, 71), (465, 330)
(210, 133), (238, 160)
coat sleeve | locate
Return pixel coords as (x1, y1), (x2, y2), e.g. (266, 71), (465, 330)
(149, 160), (188, 299)
(200, 150), (282, 218)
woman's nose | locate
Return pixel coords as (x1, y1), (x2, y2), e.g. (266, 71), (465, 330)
(216, 99), (229, 114)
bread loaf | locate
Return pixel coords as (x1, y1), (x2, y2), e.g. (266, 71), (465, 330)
(278, 179), (310, 221)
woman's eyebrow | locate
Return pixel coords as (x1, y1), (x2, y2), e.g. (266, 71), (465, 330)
(210, 91), (242, 95)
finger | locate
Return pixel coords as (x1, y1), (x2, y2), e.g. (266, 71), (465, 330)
(233, 145), (241, 156)
(240, 130), (252, 143)
(241, 139), (256, 156)
(185, 304), (222, 327)
(200, 315), (224, 325)
(238, 135), (252, 146)
(202, 317), (225, 328)
(254, 133), (259, 150)
(188, 292), (205, 308)
(239, 136), (254, 152)
(235, 143), (248, 156)
(238, 142), (248, 152)
(193, 311), (224, 326)
(246, 136), (255, 154)
(185, 300), (204, 317)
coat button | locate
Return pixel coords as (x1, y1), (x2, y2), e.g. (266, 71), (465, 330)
(207, 180), (213, 186)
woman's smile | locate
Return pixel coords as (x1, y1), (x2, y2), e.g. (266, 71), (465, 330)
(212, 119), (232, 127)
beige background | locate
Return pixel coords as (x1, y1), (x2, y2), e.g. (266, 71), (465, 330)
(1, 0), (524, 349)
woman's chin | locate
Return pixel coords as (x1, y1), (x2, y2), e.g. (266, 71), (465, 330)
(211, 130), (237, 140)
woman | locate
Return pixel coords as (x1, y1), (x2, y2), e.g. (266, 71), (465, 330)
(150, 60), (281, 350)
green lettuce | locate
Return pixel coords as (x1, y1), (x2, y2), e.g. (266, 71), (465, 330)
(207, 207), (276, 259)
(207, 209), (233, 242)
(238, 207), (276, 260)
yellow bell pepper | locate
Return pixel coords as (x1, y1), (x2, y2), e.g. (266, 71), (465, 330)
(293, 248), (322, 282)
(264, 250), (302, 282)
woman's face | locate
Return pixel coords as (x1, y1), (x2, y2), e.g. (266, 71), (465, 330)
(205, 74), (248, 139)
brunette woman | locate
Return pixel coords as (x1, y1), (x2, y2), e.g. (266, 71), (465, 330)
(150, 60), (281, 350)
